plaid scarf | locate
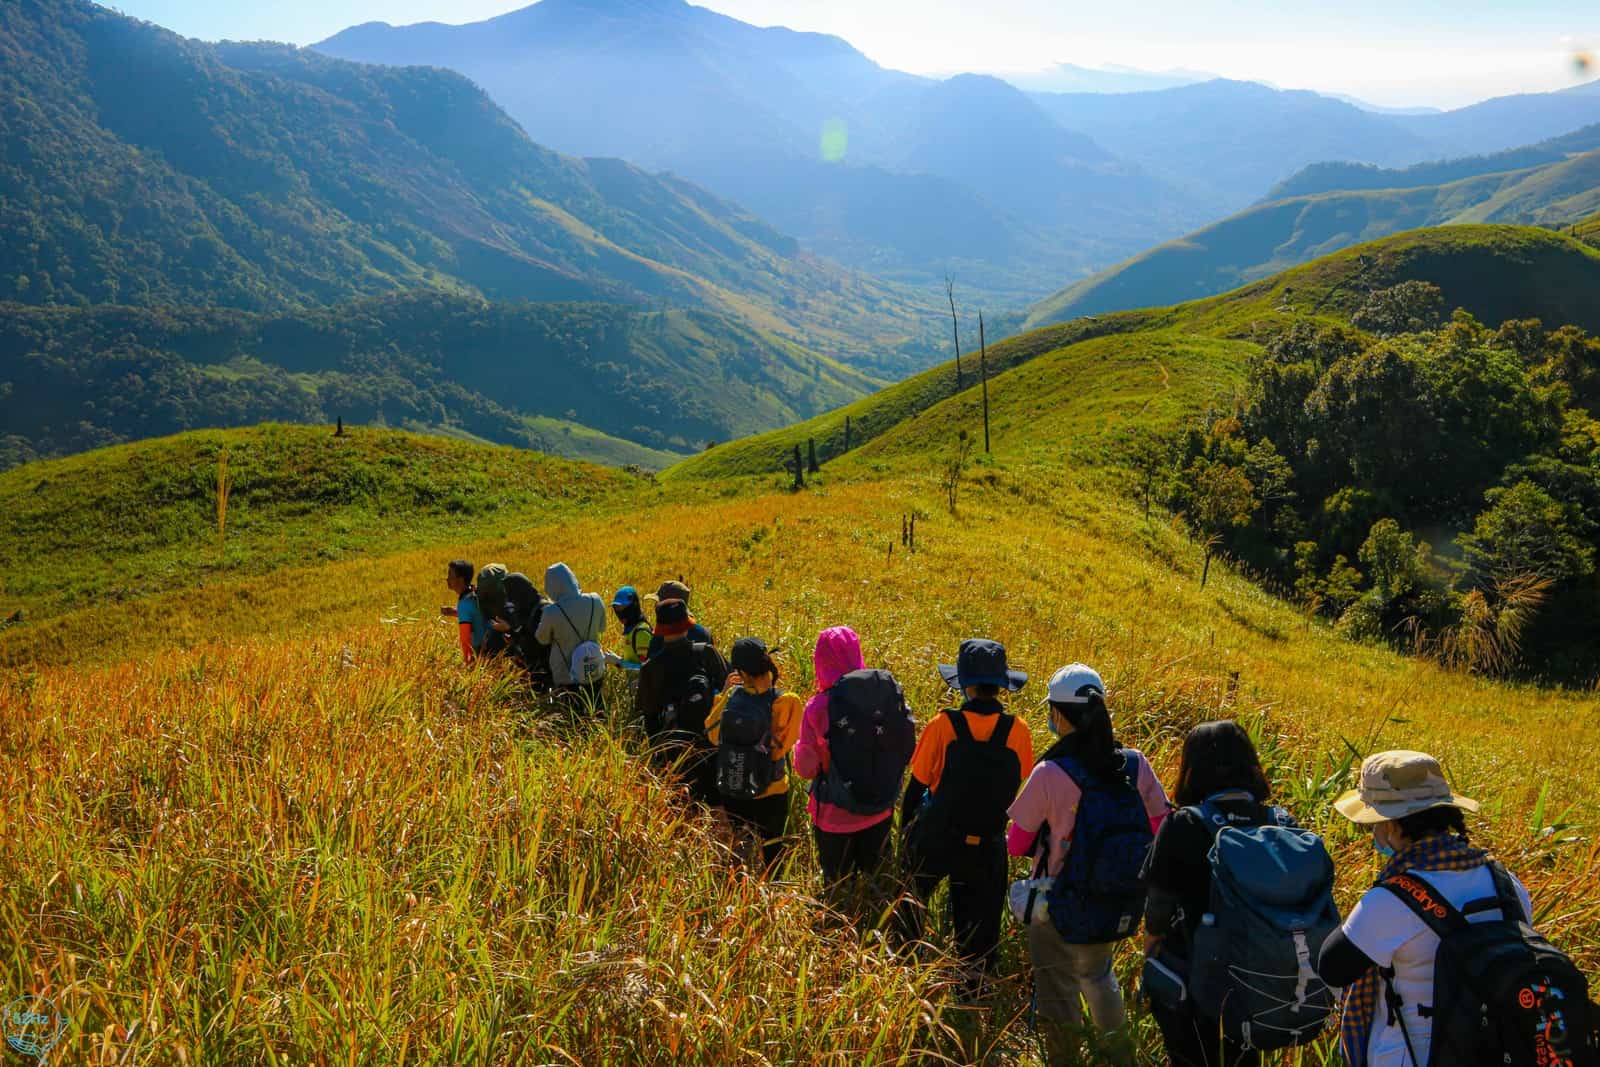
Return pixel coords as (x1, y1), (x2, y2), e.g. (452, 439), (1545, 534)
(1339, 833), (1489, 1067)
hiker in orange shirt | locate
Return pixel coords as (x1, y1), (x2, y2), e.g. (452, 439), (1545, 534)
(899, 638), (1034, 987)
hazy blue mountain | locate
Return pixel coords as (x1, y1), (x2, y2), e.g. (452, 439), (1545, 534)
(1031, 80), (1435, 209)
(1395, 79), (1600, 157)
(1002, 63), (1216, 94)
(315, 0), (1208, 297)
(1032, 77), (1600, 212)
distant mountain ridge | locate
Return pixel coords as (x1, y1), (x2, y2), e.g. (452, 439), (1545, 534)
(1025, 139), (1600, 329)
(315, 0), (1211, 296)
(0, 0), (939, 375)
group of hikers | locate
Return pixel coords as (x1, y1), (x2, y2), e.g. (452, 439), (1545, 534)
(441, 559), (1599, 1067)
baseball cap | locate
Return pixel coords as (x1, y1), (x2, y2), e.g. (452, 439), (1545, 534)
(612, 586), (640, 609)
(730, 636), (776, 678)
(1333, 750), (1481, 825)
(1047, 663), (1106, 706)
(657, 580), (692, 604)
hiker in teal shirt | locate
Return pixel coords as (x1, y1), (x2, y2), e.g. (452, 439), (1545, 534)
(441, 560), (489, 662)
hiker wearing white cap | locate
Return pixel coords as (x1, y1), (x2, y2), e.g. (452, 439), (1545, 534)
(1319, 750), (1545, 1067)
(1006, 664), (1169, 1065)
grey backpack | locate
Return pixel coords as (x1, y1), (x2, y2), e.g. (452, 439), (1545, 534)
(1186, 796), (1340, 1051)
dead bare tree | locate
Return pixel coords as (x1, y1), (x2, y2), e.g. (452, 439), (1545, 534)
(979, 312), (991, 454)
(945, 275), (963, 391)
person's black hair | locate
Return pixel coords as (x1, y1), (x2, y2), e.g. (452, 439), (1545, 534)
(1174, 720), (1271, 807)
(969, 683), (1003, 699)
(448, 560), (474, 584)
(1396, 804), (1470, 843)
(1042, 693), (1122, 779)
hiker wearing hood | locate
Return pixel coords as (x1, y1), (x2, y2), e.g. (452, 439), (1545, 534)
(705, 637), (804, 872)
(794, 626), (915, 887)
(534, 562), (608, 706)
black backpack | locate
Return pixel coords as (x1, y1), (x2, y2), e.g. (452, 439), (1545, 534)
(654, 643), (716, 750)
(905, 709), (1021, 876)
(715, 687), (783, 800)
(1379, 863), (1599, 1067)
(813, 669), (916, 816)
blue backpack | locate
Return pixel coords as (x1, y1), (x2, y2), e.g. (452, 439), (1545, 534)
(1046, 751), (1155, 944)
(1186, 795), (1340, 1051)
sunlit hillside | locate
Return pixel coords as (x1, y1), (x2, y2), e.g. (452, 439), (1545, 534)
(5, 225), (1600, 1063)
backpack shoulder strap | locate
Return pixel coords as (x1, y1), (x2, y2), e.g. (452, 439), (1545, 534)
(989, 712), (1014, 747)
(1486, 860), (1529, 923)
(550, 601), (577, 657)
(1050, 752), (1094, 792)
(1378, 870), (1471, 938)
(943, 707), (974, 744)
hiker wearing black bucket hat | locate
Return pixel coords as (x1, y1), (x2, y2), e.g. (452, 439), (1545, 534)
(898, 638), (1034, 988)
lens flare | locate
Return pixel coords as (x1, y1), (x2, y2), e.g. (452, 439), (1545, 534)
(820, 118), (848, 163)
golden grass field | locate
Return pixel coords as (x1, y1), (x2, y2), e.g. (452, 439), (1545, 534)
(5, 434), (1599, 1063)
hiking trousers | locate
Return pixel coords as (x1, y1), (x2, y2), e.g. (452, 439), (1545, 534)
(1148, 1002), (1260, 1067)
(813, 818), (893, 884)
(908, 836), (1008, 973)
(722, 792), (791, 872)
(1028, 927), (1131, 1064)
(555, 681), (606, 713)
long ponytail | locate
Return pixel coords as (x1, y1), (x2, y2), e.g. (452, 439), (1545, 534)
(1048, 693), (1122, 779)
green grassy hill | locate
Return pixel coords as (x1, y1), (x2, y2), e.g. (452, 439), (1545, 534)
(685, 223), (1600, 481)
(1269, 121), (1600, 199)
(6, 364), (1600, 1062)
(1025, 149), (1600, 329)
(0, 294), (885, 471)
(0, 424), (655, 662)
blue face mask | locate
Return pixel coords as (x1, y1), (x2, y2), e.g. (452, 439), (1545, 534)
(1047, 715), (1061, 737)
(1374, 833), (1396, 859)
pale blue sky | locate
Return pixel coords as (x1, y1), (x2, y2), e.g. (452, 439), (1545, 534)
(105, 0), (1600, 107)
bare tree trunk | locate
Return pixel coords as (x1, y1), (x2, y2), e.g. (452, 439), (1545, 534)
(1202, 550), (1213, 588)
(844, 415), (852, 452)
(792, 444), (805, 490)
(979, 312), (991, 454)
(946, 275), (962, 391)
(807, 437), (819, 473)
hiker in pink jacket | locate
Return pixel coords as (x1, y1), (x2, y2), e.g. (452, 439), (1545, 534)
(794, 626), (916, 888)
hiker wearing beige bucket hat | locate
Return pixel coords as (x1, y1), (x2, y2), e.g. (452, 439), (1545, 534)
(1331, 750), (1482, 825)
(1318, 750), (1547, 1067)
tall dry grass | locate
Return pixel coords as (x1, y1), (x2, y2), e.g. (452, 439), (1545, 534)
(5, 462), (1600, 1063)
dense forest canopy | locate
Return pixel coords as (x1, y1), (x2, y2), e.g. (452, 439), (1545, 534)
(1153, 284), (1600, 679)
(0, 294), (877, 470)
